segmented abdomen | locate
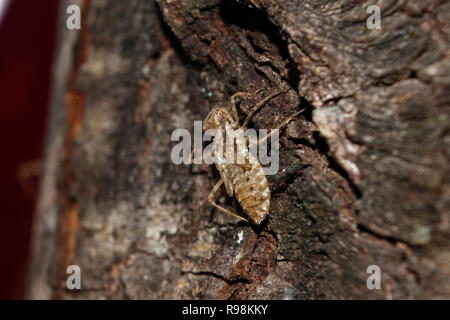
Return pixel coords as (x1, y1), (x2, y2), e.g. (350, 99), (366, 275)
(229, 155), (270, 225)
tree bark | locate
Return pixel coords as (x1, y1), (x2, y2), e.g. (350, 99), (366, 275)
(28, 0), (449, 299)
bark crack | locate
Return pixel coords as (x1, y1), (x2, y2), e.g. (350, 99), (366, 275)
(181, 270), (252, 285)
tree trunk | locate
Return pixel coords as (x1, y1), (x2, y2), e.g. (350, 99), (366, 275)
(28, 0), (449, 299)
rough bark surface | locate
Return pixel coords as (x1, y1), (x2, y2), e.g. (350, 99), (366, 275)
(29, 0), (449, 299)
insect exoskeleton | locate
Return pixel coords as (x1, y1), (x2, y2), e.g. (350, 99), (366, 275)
(230, 151), (271, 225)
(201, 86), (304, 226)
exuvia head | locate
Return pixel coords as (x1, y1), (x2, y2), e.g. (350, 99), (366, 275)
(203, 108), (235, 131)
